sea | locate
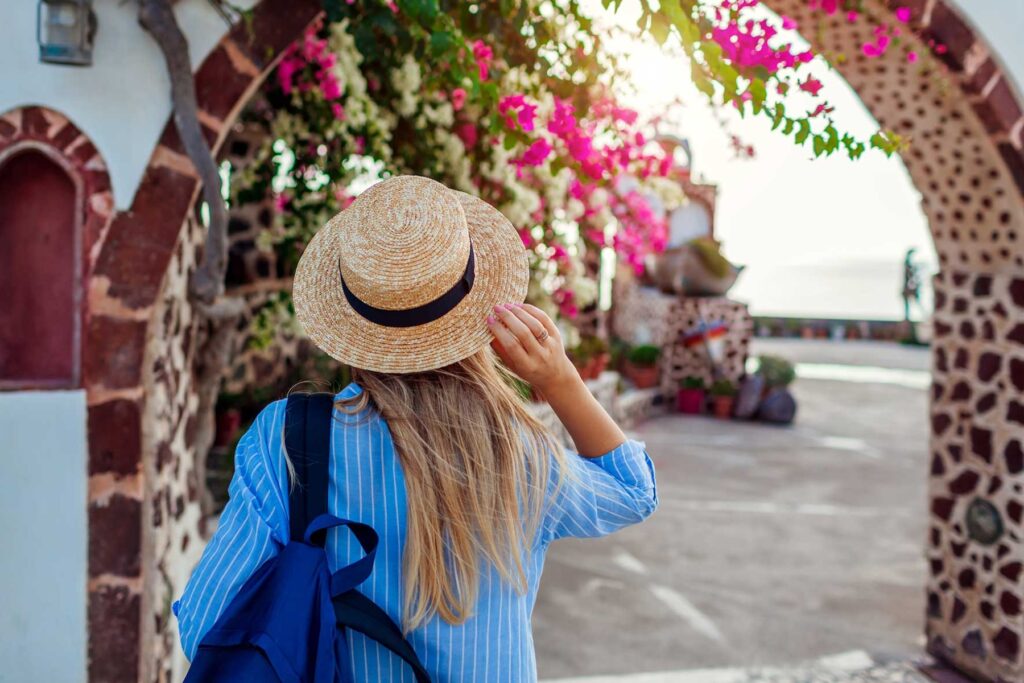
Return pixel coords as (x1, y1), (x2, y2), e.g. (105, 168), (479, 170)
(727, 258), (936, 322)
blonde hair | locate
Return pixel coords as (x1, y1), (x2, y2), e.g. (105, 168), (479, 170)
(324, 347), (565, 630)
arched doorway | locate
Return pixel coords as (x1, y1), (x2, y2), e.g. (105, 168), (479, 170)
(0, 148), (81, 386)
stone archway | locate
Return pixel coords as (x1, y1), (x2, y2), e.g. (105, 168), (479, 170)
(758, 2), (1024, 681)
(59, 0), (1021, 680)
(0, 2), (322, 681)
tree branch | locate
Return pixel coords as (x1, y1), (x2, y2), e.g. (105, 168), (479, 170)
(139, 0), (229, 304)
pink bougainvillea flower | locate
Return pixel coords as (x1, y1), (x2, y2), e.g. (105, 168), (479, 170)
(862, 43), (881, 57)
(520, 138), (553, 166)
(274, 193), (290, 213)
(472, 40), (493, 81)
(809, 102), (835, 117)
(455, 123), (478, 149)
(277, 58), (300, 95)
(320, 77), (342, 100)
(799, 77), (823, 96)
(907, 51), (919, 63)
(498, 94), (537, 132)
(895, 6), (912, 22)
(846, 10), (858, 22)
(386, 0), (398, 13)
(780, 15), (797, 30)
(354, 136), (365, 155)
(450, 87), (467, 111)
(331, 102), (346, 120)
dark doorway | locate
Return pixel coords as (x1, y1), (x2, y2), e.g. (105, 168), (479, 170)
(0, 149), (79, 386)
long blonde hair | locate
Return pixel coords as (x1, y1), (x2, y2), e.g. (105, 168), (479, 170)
(325, 347), (564, 630)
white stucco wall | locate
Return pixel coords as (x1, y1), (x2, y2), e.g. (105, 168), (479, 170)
(0, 390), (88, 683)
(0, 0), (256, 211)
(947, 0), (1024, 99)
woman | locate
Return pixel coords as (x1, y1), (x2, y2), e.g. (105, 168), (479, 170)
(174, 175), (658, 681)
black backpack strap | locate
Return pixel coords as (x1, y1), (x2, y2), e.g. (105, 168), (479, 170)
(334, 592), (431, 683)
(284, 392), (335, 543)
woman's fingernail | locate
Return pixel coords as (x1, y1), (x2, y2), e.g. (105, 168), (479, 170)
(513, 302), (523, 308)
(487, 315), (496, 325)
(502, 303), (514, 310)
(492, 304), (502, 313)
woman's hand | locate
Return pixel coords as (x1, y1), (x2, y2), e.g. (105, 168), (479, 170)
(488, 302), (627, 456)
(487, 303), (579, 396)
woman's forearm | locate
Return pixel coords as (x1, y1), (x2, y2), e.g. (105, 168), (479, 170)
(541, 375), (627, 457)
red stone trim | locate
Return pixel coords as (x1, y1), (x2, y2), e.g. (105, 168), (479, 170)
(883, 0), (1024, 196)
(75, 1), (321, 680)
(0, 107), (114, 390)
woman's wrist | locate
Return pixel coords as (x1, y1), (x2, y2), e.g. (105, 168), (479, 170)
(533, 359), (584, 402)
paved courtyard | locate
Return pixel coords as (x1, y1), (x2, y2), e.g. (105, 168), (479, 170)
(534, 340), (935, 681)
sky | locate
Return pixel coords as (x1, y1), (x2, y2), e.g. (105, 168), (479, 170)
(593, 2), (937, 320)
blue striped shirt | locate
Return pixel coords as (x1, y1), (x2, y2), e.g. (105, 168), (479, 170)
(174, 382), (657, 681)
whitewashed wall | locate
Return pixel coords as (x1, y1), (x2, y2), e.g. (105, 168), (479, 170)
(0, 0), (256, 211)
(0, 390), (88, 683)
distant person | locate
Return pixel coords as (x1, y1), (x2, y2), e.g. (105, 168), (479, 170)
(901, 248), (922, 342)
(173, 176), (658, 681)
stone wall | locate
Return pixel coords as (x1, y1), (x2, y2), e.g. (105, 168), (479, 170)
(141, 217), (206, 683)
(926, 270), (1024, 682)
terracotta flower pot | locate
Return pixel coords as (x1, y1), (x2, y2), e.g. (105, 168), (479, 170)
(677, 388), (705, 414)
(712, 395), (735, 419)
(592, 352), (610, 377)
(625, 361), (659, 389)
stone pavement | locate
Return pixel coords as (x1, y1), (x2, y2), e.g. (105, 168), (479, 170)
(534, 340), (939, 681)
(544, 650), (935, 682)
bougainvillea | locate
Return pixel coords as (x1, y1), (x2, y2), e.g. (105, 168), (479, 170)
(232, 0), (921, 340)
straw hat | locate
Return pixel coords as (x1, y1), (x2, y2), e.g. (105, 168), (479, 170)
(293, 175), (529, 373)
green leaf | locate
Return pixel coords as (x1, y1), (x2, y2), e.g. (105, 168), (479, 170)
(429, 30), (454, 56)
(691, 62), (715, 98)
(770, 102), (786, 130)
(812, 134), (826, 157)
(748, 78), (766, 113)
(794, 119), (810, 145)
(649, 12), (671, 45)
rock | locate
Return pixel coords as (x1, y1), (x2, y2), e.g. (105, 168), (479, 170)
(734, 374), (765, 419)
(758, 388), (797, 425)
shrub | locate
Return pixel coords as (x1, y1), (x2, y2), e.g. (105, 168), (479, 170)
(757, 355), (796, 388)
(709, 379), (737, 397)
(627, 344), (661, 367)
(681, 375), (705, 390)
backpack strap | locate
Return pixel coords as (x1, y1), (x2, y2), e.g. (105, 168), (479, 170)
(284, 392), (335, 543)
(284, 391), (432, 682)
(334, 592), (431, 683)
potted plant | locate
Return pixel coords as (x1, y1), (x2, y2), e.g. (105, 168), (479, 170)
(756, 355), (796, 392)
(593, 337), (612, 377)
(568, 341), (596, 380)
(569, 336), (611, 381)
(677, 375), (706, 414)
(624, 344), (661, 389)
(709, 379), (737, 419)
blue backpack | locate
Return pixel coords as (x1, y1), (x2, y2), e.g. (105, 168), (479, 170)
(184, 393), (430, 683)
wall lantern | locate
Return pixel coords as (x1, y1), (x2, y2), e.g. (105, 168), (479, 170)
(37, 0), (97, 66)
